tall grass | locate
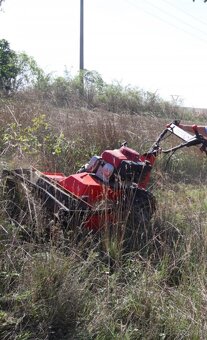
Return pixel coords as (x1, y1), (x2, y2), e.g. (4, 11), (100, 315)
(0, 89), (207, 338)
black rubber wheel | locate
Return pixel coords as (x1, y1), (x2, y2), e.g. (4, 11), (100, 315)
(121, 188), (156, 252)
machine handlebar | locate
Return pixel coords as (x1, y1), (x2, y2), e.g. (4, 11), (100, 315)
(150, 121), (207, 155)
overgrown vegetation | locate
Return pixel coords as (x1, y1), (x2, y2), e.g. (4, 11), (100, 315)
(0, 169), (207, 339)
(0, 39), (186, 117)
(1, 46), (207, 338)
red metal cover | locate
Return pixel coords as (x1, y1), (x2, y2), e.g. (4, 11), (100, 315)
(101, 149), (127, 168)
(120, 146), (140, 162)
(58, 172), (103, 204)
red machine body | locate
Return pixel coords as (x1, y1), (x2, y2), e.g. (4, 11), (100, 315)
(39, 145), (154, 230)
(43, 145), (153, 204)
(6, 122), (203, 233)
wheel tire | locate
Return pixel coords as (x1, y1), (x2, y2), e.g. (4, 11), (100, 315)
(123, 188), (156, 252)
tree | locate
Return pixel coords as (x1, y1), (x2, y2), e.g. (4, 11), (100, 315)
(15, 52), (49, 90)
(0, 39), (50, 93)
(0, 39), (20, 93)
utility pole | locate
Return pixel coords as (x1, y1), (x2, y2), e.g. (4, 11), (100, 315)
(79, 0), (84, 95)
(80, 0), (84, 71)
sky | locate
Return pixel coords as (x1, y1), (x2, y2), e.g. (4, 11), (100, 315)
(1, 0), (207, 108)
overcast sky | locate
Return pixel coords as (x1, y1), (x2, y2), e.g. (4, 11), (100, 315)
(1, 0), (207, 108)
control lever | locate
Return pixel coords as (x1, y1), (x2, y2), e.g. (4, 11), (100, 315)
(192, 125), (207, 155)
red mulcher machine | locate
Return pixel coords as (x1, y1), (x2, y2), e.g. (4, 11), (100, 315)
(3, 121), (207, 234)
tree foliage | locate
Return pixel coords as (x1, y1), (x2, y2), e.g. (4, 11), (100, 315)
(16, 52), (47, 89)
(0, 39), (48, 93)
(0, 39), (20, 93)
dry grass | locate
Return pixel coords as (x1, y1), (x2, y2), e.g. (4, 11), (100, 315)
(0, 90), (207, 339)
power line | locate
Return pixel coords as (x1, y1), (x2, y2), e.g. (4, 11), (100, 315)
(122, 0), (207, 45)
(144, 0), (207, 39)
(159, 0), (207, 28)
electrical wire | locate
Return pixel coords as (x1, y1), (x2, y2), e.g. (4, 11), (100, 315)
(144, 0), (207, 39)
(122, 0), (207, 45)
(159, 0), (207, 29)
